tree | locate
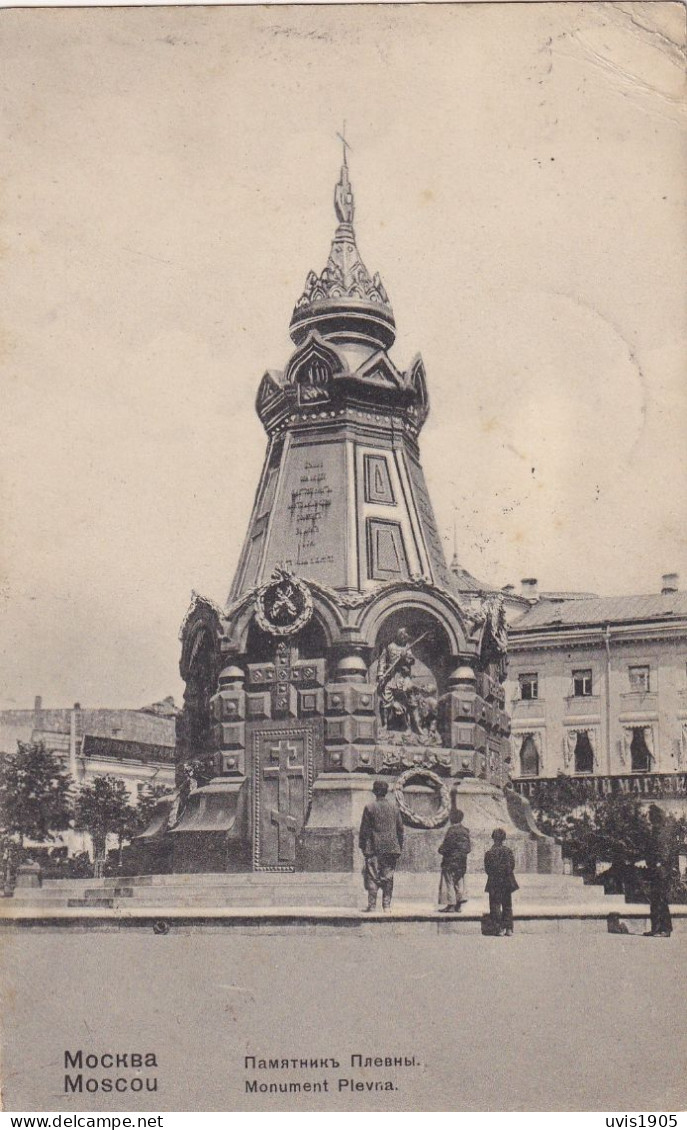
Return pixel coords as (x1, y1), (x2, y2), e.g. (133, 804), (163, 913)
(528, 775), (687, 898)
(0, 741), (73, 849)
(529, 775), (598, 843)
(73, 775), (132, 875)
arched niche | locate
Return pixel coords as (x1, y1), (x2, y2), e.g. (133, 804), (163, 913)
(357, 584), (469, 656)
(370, 608), (453, 740)
(244, 610), (330, 669)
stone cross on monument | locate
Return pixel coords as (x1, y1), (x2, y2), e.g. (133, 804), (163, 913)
(263, 738), (305, 862)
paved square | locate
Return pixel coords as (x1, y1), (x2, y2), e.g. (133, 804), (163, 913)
(2, 930), (685, 1111)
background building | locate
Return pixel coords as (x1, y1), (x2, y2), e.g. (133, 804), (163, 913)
(0, 697), (177, 854)
(506, 573), (687, 815)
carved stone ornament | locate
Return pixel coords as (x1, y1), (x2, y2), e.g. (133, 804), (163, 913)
(393, 768), (451, 830)
(381, 748), (451, 774)
(254, 569), (313, 638)
(467, 593), (508, 655)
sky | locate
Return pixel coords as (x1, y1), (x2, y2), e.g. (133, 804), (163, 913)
(1, 2), (685, 710)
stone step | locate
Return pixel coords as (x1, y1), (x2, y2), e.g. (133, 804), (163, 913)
(42, 870), (590, 889)
(82, 888), (134, 899)
(67, 898), (115, 908)
(15, 871), (628, 912)
(42, 871), (357, 889)
(20, 874), (617, 900)
(22, 887), (627, 911)
(6, 897), (74, 908)
(46, 869), (593, 885)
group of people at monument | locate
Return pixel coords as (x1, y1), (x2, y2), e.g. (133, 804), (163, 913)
(357, 782), (676, 937)
(357, 778), (519, 935)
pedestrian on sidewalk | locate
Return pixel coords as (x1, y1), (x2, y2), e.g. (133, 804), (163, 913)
(437, 808), (471, 912)
(484, 828), (519, 936)
(359, 779), (404, 913)
(644, 804), (674, 938)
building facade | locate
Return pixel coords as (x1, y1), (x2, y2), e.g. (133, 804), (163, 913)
(0, 697), (177, 853)
(506, 574), (687, 814)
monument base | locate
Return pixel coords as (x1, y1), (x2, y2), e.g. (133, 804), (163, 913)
(136, 772), (563, 877)
(297, 774), (562, 874)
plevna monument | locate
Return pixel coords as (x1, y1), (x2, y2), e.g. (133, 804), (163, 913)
(138, 146), (562, 893)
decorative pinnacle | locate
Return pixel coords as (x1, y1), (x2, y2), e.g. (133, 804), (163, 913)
(291, 131), (393, 322)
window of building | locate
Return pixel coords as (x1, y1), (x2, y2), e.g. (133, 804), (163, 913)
(572, 669), (593, 697)
(629, 665), (650, 693)
(519, 735), (540, 777)
(630, 728), (652, 772)
(518, 673), (538, 701)
(573, 731), (594, 774)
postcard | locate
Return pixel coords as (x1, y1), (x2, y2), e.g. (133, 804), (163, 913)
(1, 2), (686, 1113)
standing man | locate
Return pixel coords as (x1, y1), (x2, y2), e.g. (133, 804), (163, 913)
(359, 779), (405, 912)
(437, 808), (472, 912)
(645, 804), (674, 938)
(484, 828), (519, 936)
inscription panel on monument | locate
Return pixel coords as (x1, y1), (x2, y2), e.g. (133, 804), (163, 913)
(263, 441), (346, 587)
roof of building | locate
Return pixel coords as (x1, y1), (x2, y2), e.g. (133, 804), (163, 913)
(0, 704), (175, 760)
(536, 591), (598, 601)
(511, 590), (687, 631)
(449, 562), (499, 595)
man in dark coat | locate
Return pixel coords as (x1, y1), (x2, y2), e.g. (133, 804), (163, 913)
(484, 827), (519, 936)
(644, 804), (674, 938)
(438, 808), (472, 912)
(359, 779), (405, 912)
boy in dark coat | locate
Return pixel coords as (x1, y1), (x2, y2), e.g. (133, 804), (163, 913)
(359, 779), (405, 912)
(484, 828), (519, 936)
(438, 808), (471, 912)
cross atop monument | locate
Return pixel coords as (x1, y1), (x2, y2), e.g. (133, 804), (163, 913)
(336, 121), (352, 167)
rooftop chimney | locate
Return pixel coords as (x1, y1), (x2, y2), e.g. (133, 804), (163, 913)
(520, 578), (539, 600)
(661, 573), (679, 595)
(34, 695), (42, 712)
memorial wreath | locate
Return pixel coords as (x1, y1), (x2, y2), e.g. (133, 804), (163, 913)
(393, 768), (451, 829)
